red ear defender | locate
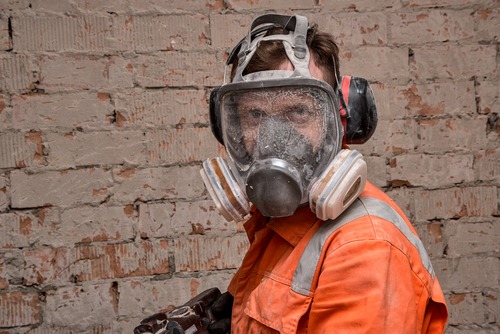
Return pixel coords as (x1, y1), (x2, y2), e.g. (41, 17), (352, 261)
(338, 76), (378, 145)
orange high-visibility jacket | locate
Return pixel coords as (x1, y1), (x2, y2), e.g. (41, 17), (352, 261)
(228, 181), (448, 334)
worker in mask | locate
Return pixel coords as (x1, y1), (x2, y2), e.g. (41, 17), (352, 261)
(135, 13), (448, 334)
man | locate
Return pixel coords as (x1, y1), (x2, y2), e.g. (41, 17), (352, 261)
(202, 13), (448, 333)
(136, 13), (448, 334)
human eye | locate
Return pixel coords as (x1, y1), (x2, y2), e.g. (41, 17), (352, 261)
(242, 108), (265, 127)
(285, 105), (313, 125)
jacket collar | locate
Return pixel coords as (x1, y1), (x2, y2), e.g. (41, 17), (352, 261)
(243, 205), (318, 247)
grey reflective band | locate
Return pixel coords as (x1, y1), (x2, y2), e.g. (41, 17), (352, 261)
(291, 197), (435, 296)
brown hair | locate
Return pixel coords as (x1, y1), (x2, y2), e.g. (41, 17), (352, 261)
(230, 23), (340, 89)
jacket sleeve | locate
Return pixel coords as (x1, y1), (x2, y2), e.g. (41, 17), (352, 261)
(307, 238), (445, 334)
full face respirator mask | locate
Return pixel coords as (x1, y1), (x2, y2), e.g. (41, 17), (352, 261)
(200, 14), (378, 222)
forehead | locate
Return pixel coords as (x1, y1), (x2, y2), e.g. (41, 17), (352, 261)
(237, 89), (317, 108)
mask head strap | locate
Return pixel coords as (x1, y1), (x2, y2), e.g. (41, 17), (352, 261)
(225, 14), (311, 83)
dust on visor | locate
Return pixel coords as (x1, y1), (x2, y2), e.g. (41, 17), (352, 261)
(214, 76), (344, 218)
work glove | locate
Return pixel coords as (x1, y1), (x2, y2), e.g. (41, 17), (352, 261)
(133, 288), (233, 334)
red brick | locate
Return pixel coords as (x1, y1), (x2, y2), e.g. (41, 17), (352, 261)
(23, 240), (169, 286)
(0, 291), (41, 327)
(174, 235), (248, 272)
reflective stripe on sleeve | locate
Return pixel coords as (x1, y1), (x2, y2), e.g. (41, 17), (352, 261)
(291, 197), (435, 296)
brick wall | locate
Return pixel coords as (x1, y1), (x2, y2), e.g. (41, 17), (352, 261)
(0, 0), (498, 333)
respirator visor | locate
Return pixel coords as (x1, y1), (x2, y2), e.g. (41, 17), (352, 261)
(219, 78), (343, 206)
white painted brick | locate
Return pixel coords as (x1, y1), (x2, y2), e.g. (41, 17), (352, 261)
(476, 8), (500, 42)
(138, 200), (240, 239)
(318, 0), (400, 11)
(414, 186), (497, 221)
(0, 175), (7, 211)
(43, 283), (116, 331)
(389, 153), (475, 188)
(118, 273), (234, 317)
(38, 55), (134, 92)
(411, 45), (497, 81)
(476, 79), (499, 115)
(0, 54), (37, 92)
(0, 131), (43, 168)
(433, 256), (499, 291)
(114, 89), (209, 127)
(0, 14), (10, 51)
(418, 117), (490, 154)
(10, 168), (115, 208)
(133, 51), (225, 88)
(357, 119), (418, 156)
(174, 234), (249, 272)
(11, 92), (115, 130)
(341, 46), (409, 83)
(58, 205), (136, 246)
(445, 220), (499, 257)
(111, 14), (208, 51)
(390, 10), (474, 44)
(310, 12), (388, 47)
(13, 16), (111, 51)
(0, 291), (41, 327)
(110, 165), (205, 204)
(388, 81), (476, 119)
(46, 130), (146, 168)
(226, 0), (315, 10)
(145, 127), (218, 165)
(209, 13), (253, 49)
(474, 149), (500, 183)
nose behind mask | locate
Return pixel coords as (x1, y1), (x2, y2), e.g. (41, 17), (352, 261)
(244, 117), (320, 217)
(200, 149), (367, 222)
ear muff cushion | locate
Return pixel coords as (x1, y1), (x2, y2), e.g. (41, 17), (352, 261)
(209, 87), (224, 145)
(342, 77), (378, 144)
